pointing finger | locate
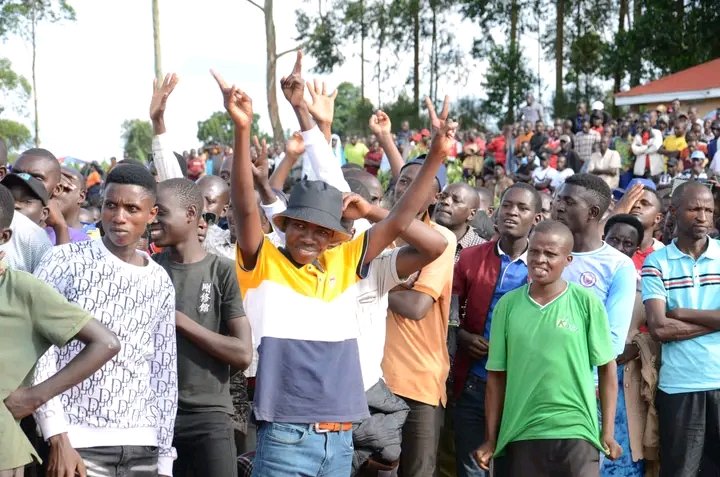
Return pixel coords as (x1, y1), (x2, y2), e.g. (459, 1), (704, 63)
(292, 50), (303, 75)
(210, 69), (229, 90)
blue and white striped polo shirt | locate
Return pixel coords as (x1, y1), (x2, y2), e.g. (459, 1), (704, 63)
(641, 238), (720, 394)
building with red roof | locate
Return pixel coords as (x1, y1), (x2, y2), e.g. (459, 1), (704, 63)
(615, 58), (720, 117)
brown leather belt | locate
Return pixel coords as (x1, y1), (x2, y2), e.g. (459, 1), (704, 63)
(314, 422), (352, 433)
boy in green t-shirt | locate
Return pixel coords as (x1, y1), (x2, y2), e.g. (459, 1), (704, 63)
(474, 220), (622, 477)
(0, 184), (120, 476)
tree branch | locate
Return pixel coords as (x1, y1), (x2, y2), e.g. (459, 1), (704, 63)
(277, 46), (302, 59)
(246, 0), (264, 13)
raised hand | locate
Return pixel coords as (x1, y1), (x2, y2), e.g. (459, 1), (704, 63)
(428, 118), (459, 160)
(285, 131), (306, 160)
(613, 182), (644, 215)
(150, 73), (179, 134)
(211, 70), (253, 129)
(425, 95), (450, 132)
(251, 136), (269, 184)
(306, 79), (338, 125)
(280, 50), (305, 109)
(342, 192), (373, 221)
(368, 110), (392, 137)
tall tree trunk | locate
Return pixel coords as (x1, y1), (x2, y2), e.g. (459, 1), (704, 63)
(360, 19), (365, 100)
(377, 7), (384, 107)
(152, 0), (162, 85)
(31, 1), (39, 147)
(264, 0), (284, 143)
(629, 0), (642, 87)
(612, 0), (627, 115)
(412, 0), (420, 114)
(430, 1), (438, 104)
(554, 0), (565, 117)
(574, 0), (582, 103)
(507, 0), (518, 123)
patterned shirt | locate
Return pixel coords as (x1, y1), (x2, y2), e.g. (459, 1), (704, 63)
(574, 130), (601, 165)
(455, 226), (486, 263)
(32, 240), (178, 475)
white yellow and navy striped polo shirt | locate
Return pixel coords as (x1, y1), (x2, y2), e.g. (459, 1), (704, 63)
(237, 233), (370, 423)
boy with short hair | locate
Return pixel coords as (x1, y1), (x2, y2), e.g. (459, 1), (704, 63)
(0, 184), (120, 477)
(31, 164), (178, 477)
(474, 220), (621, 476)
(150, 178), (252, 477)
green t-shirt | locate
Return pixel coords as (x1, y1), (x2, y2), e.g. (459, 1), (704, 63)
(344, 142), (369, 166)
(486, 282), (614, 456)
(0, 268), (92, 471)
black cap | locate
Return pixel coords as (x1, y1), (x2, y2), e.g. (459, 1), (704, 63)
(1, 173), (49, 205)
(272, 180), (351, 242)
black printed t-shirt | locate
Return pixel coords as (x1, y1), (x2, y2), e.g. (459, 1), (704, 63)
(153, 252), (245, 414)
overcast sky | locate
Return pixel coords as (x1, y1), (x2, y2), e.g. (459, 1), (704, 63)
(1, 0), (552, 161)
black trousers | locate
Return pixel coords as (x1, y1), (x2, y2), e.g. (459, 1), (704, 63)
(657, 389), (720, 477)
(494, 439), (600, 477)
(397, 397), (444, 477)
(173, 411), (238, 477)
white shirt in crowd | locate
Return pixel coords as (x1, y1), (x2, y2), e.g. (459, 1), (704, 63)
(32, 240), (178, 475)
(551, 168), (575, 190)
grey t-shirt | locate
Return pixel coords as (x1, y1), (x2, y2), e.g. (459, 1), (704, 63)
(153, 252), (245, 413)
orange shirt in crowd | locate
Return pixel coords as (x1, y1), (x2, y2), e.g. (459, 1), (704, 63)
(382, 221), (456, 407)
(86, 170), (102, 189)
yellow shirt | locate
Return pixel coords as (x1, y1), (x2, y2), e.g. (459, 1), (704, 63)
(662, 134), (688, 152)
(382, 222), (457, 406)
(344, 143), (370, 166)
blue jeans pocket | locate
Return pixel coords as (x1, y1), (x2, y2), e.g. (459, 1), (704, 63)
(265, 423), (309, 445)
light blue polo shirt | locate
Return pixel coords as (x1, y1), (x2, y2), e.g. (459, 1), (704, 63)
(641, 238), (720, 394)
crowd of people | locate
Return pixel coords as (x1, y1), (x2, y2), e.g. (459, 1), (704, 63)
(1, 49), (720, 477)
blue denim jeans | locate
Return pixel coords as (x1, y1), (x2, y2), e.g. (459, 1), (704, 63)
(252, 422), (353, 477)
(455, 374), (488, 477)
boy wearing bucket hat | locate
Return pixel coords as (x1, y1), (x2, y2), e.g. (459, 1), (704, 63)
(211, 55), (457, 476)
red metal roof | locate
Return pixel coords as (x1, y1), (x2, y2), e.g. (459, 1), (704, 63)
(615, 58), (720, 97)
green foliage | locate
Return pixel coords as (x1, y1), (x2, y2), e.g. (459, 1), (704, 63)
(453, 96), (486, 131)
(0, 119), (32, 151)
(0, 57), (31, 116)
(480, 43), (535, 126)
(332, 82), (375, 137)
(616, 0), (720, 80)
(121, 119), (153, 164)
(0, 0), (76, 40)
(295, 7), (345, 73)
(383, 93), (422, 130)
(0, 58), (31, 98)
(197, 111), (268, 147)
